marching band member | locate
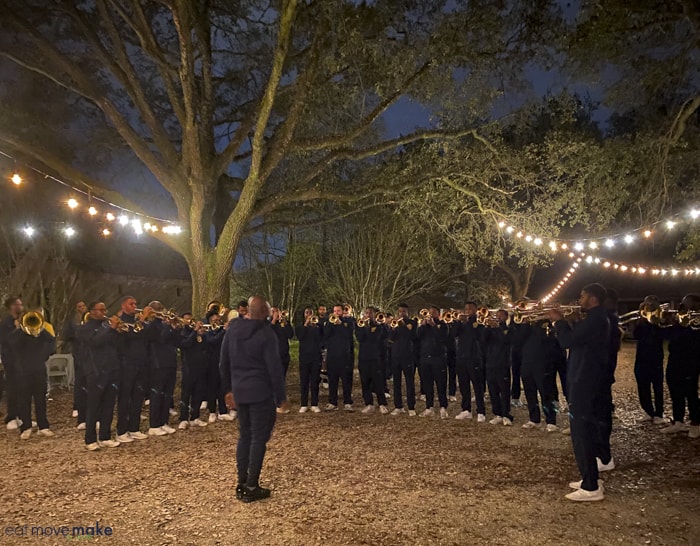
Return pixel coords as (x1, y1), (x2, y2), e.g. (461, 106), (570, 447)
(205, 311), (233, 422)
(633, 296), (665, 424)
(270, 307), (294, 379)
(177, 312), (209, 429)
(355, 307), (389, 414)
(78, 302), (122, 450)
(115, 297), (150, 443)
(483, 310), (514, 426)
(416, 306), (448, 418)
(61, 301), (87, 422)
(388, 304), (417, 416)
(236, 300), (249, 318)
(323, 305), (355, 411)
(452, 302), (486, 422)
(1, 296), (24, 430)
(295, 307), (323, 413)
(143, 301), (180, 435)
(316, 305), (329, 389)
(661, 293), (700, 438)
(9, 311), (56, 439)
(445, 315), (458, 403)
(550, 283), (610, 502)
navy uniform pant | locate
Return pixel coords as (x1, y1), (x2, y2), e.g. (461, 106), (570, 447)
(149, 366), (176, 428)
(634, 360), (664, 418)
(236, 398), (277, 488)
(419, 355), (447, 409)
(299, 357), (321, 407)
(3, 363), (19, 424)
(73, 363), (87, 425)
(180, 365), (207, 421)
(117, 363), (147, 435)
(486, 364), (512, 420)
(358, 358), (387, 406)
(392, 356), (416, 410)
(666, 360), (700, 424)
(570, 411), (602, 491)
(18, 368), (49, 432)
(85, 370), (119, 444)
(327, 354), (353, 406)
(522, 365), (557, 425)
(455, 357), (485, 415)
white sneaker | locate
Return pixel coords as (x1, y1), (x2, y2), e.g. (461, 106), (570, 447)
(652, 416), (666, 425)
(144, 399), (150, 406)
(546, 424), (559, 433)
(455, 410), (472, 420)
(148, 427), (167, 436)
(660, 421), (688, 434)
(161, 425), (176, 434)
(568, 479), (604, 490)
(228, 410), (237, 420)
(440, 408), (448, 419)
(299, 406), (309, 414)
(522, 421), (539, 429)
(72, 410), (78, 418)
(310, 406), (322, 413)
(489, 416), (503, 425)
(361, 405), (375, 414)
(641, 414), (653, 421)
(218, 412), (235, 421)
(477, 413), (486, 423)
(85, 442), (100, 451)
(6, 418), (19, 431)
(276, 407), (290, 414)
(689, 425), (700, 439)
(379, 405), (389, 414)
(565, 487), (604, 502)
(596, 457), (615, 472)
(384, 392), (392, 399)
(200, 401), (207, 410)
(325, 403), (338, 411)
(99, 439), (120, 448)
(38, 428), (54, 437)
(343, 404), (354, 412)
(168, 408), (178, 417)
(502, 417), (513, 426)
(420, 408), (434, 417)
(192, 418), (208, 427)
(20, 429), (32, 440)
(116, 433), (134, 443)
(76, 422), (86, 431)
(449, 396), (458, 402)
(408, 410), (417, 417)
(129, 431), (148, 440)
(208, 413), (217, 424)
(177, 421), (189, 430)
(320, 381), (329, 389)
(391, 408), (406, 416)
(140, 414), (147, 421)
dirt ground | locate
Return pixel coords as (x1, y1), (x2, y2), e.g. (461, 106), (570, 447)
(1, 342), (699, 546)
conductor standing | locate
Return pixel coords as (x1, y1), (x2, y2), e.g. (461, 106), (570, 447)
(221, 296), (289, 503)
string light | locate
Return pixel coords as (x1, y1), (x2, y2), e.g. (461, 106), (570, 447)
(11, 173), (22, 185)
(578, 254), (700, 277)
(102, 228), (111, 237)
(105, 212), (115, 222)
(64, 226), (76, 237)
(88, 206), (98, 216)
(67, 198), (79, 209)
(118, 215), (129, 226)
(22, 226), (34, 237)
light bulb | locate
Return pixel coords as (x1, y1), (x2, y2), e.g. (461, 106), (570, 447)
(11, 173), (22, 185)
(666, 220), (675, 230)
(102, 228), (111, 236)
(118, 215), (129, 225)
(67, 198), (79, 209)
(643, 230), (652, 238)
(64, 226), (75, 237)
(589, 241), (598, 249)
(106, 213), (115, 221)
(533, 238), (542, 246)
(22, 226), (34, 237)
(88, 206), (98, 216)
(605, 239), (614, 248)
(624, 235), (634, 244)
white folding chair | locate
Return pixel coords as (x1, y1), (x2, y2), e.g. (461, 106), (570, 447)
(45, 354), (74, 392)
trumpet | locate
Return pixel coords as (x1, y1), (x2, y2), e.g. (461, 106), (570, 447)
(419, 308), (431, 320)
(375, 313), (386, 324)
(329, 314), (342, 325)
(19, 311), (45, 337)
(343, 304), (353, 317)
(476, 307), (499, 326)
(357, 317), (369, 328)
(308, 315), (320, 325)
(201, 323), (223, 332)
(389, 317), (406, 329)
(118, 321), (144, 333)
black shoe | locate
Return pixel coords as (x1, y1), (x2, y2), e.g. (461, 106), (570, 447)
(236, 483), (245, 500)
(241, 486), (271, 503)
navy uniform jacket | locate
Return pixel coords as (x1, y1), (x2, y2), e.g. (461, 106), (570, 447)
(295, 322), (323, 361)
(8, 329), (56, 372)
(416, 319), (447, 359)
(118, 312), (150, 367)
(324, 318), (354, 359)
(517, 321), (555, 375)
(271, 321), (294, 360)
(484, 322), (512, 369)
(0, 314), (17, 370)
(179, 327), (209, 372)
(355, 322), (387, 361)
(633, 320), (664, 368)
(452, 317), (483, 362)
(77, 319), (122, 376)
(61, 316), (87, 367)
(146, 319), (180, 369)
(554, 305), (610, 416)
(205, 326), (226, 368)
(388, 318), (416, 362)
(666, 324), (700, 370)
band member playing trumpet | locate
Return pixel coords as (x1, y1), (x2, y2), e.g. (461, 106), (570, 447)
(356, 307), (389, 414)
(205, 311), (233, 422)
(295, 307), (323, 413)
(1, 297), (24, 431)
(9, 310), (56, 439)
(416, 306), (449, 418)
(484, 310), (514, 426)
(549, 283), (610, 501)
(78, 302), (122, 450)
(177, 313), (210, 429)
(661, 293), (700, 438)
(270, 307), (294, 380)
(632, 296), (665, 424)
(116, 297), (150, 443)
(452, 302), (486, 422)
(388, 304), (417, 416)
(323, 305), (355, 411)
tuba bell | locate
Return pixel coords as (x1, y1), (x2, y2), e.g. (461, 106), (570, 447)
(20, 311), (45, 337)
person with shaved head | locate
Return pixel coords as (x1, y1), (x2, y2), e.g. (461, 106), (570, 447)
(220, 296), (289, 503)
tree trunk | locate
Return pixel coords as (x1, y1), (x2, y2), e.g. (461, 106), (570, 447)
(187, 248), (231, 315)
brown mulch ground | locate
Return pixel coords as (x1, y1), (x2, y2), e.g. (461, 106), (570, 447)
(1, 343), (699, 546)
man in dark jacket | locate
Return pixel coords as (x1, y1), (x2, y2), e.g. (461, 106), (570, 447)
(452, 302), (486, 422)
(295, 307), (323, 413)
(355, 307), (389, 414)
(61, 300), (87, 425)
(221, 296), (289, 503)
(550, 283), (610, 502)
(1, 296), (24, 430)
(416, 306), (448, 418)
(388, 304), (417, 416)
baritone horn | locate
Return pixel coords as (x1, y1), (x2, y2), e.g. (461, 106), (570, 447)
(20, 310), (45, 337)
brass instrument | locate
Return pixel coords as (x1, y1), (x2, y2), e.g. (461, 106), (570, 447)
(389, 317), (406, 329)
(343, 304), (353, 317)
(201, 323), (223, 332)
(309, 315), (319, 325)
(442, 311), (454, 323)
(513, 304), (580, 324)
(375, 313), (386, 325)
(476, 307), (499, 326)
(419, 308), (431, 320)
(20, 311), (45, 337)
(329, 314), (342, 325)
(356, 317), (369, 328)
(118, 321), (144, 333)
(81, 311), (91, 324)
